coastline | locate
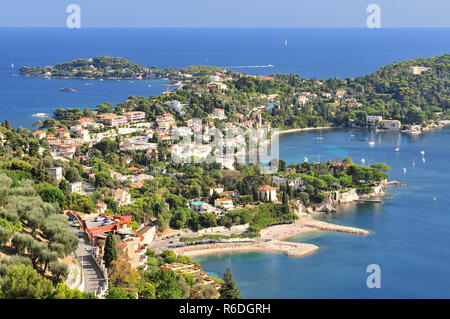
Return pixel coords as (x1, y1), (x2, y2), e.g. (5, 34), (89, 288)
(172, 216), (370, 258)
(272, 126), (341, 137)
(173, 240), (320, 258)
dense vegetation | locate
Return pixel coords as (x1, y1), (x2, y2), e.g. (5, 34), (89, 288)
(346, 54), (450, 125)
(104, 248), (227, 299)
(20, 56), (150, 79)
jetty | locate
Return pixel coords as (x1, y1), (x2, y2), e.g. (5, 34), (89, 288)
(356, 198), (382, 203)
(173, 240), (319, 258)
(301, 218), (370, 235)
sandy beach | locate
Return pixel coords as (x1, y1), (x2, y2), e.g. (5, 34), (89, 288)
(173, 217), (370, 258)
(272, 126), (341, 137)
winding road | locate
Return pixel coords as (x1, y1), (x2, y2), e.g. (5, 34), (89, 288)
(70, 224), (107, 295)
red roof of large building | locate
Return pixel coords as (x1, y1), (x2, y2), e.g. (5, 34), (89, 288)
(113, 215), (132, 226)
(215, 198), (232, 203)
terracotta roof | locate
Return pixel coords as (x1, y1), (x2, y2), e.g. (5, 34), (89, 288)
(113, 189), (127, 195)
(258, 185), (280, 191)
(131, 182), (144, 188)
(79, 117), (93, 122)
(113, 215), (132, 225)
(216, 198), (232, 202)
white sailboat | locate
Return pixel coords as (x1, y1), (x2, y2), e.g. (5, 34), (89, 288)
(316, 129), (324, 140)
(368, 130), (375, 147)
(284, 40), (288, 46)
(394, 133), (401, 152)
(11, 63), (14, 68)
(420, 150), (425, 162)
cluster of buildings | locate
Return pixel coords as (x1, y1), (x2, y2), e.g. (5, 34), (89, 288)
(44, 128), (89, 158)
(207, 72), (230, 91)
(66, 209), (157, 269)
(97, 111), (146, 127)
(188, 183), (282, 218)
(366, 116), (402, 131)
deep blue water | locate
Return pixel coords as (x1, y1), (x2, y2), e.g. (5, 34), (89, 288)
(196, 129), (450, 298)
(1, 27), (449, 298)
(1, 27), (450, 127)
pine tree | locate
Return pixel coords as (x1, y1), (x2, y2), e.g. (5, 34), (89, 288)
(103, 232), (117, 268)
(287, 183), (293, 199)
(252, 187), (258, 202)
(219, 267), (241, 299)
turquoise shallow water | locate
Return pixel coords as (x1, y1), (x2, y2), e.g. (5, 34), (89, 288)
(195, 129), (450, 298)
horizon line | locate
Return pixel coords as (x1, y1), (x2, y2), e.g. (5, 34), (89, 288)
(1, 26), (450, 29)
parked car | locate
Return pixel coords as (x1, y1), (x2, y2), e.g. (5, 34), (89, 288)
(121, 235), (133, 241)
(96, 216), (106, 222)
(102, 220), (114, 226)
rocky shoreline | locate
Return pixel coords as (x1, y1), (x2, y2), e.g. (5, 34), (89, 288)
(171, 181), (398, 258)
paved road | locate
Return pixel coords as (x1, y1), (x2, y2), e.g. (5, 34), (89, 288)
(71, 224), (107, 295)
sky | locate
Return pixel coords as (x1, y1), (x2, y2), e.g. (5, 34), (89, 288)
(0, 0), (449, 28)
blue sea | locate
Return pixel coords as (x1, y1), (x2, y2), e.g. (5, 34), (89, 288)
(1, 27), (449, 298)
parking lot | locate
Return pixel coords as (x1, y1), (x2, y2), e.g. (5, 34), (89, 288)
(84, 216), (113, 229)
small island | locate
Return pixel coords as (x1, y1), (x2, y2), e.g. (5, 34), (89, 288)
(19, 56), (228, 82)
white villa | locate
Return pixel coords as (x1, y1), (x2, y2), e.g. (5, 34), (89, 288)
(258, 185), (280, 202)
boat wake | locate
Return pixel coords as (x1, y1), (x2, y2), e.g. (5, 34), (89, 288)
(32, 113), (49, 118)
(220, 64), (274, 68)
